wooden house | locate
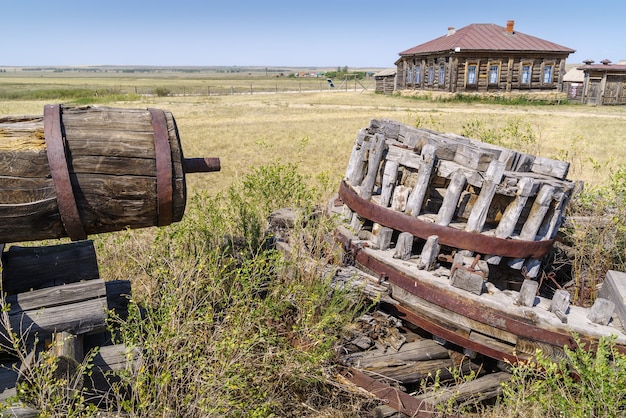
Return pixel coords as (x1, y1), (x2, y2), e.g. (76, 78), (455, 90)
(577, 60), (626, 105)
(395, 21), (575, 94)
(374, 68), (397, 94)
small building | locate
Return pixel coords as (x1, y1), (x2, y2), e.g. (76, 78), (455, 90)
(395, 21), (575, 94)
(374, 68), (396, 94)
(562, 67), (585, 102)
(577, 60), (626, 105)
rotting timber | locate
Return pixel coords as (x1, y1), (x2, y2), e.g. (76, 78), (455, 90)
(324, 118), (626, 415)
(329, 118), (626, 363)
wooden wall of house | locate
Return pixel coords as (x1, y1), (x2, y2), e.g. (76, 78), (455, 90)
(396, 53), (568, 94)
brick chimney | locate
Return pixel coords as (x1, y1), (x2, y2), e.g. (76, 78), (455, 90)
(506, 20), (515, 34)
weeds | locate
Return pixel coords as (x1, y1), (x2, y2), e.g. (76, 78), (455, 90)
(498, 335), (626, 417)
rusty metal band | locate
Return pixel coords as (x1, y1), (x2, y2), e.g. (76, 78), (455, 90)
(342, 367), (433, 417)
(339, 180), (555, 259)
(44, 104), (87, 241)
(149, 108), (173, 226)
(334, 231), (586, 357)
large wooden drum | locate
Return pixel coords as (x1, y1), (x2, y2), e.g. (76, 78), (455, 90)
(0, 104), (219, 243)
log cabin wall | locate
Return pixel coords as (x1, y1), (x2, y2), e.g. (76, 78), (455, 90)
(396, 53), (569, 94)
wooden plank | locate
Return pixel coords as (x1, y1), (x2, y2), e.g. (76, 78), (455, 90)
(1, 240), (99, 294)
(484, 177), (535, 264)
(345, 129), (368, 184)
(436, 170), (467, 226)
(379, 161), (399, 207)
(360, 133), (387, 200)
(465, 160), (505, 233)
(419, 371), (511, 407)
(405, 144), (436, 216)
(508, 184), (555, 271)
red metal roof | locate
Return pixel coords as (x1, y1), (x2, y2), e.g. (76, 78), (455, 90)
(399, 23), (575, 56)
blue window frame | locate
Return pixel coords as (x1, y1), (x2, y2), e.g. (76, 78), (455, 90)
(467, 65), (477, 85)
(543, 65), (553, 84)
(415, 65), (421, 84)
(439, 64), (445, 85)
(428, 65), (435, 85)
(489, 65), (499, 85)
(521, 65), (531, 84)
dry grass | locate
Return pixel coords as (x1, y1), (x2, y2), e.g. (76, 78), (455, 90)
(2, 88), (625, 196)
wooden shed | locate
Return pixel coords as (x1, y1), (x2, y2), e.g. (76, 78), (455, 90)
(395, 21), (575, 94)
(562, 67), (585, 102)
(578, 60), (626, 105)
(374, 68), (396, 94)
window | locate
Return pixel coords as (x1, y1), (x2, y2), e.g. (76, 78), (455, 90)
(521, 64), (531, 84)
(428, 65), (435, 85)
(439, 64), (445, 85)
(489, 65), (499, 85)
(543, 65), (553, 84)
(407, 67), (413, 84)
(415, 65), (421, 84)
(467, 65), (477, 85)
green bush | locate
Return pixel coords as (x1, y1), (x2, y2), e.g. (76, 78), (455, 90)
(499, 335), (626, 417)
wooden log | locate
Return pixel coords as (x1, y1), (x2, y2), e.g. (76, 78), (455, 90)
(371, 357), (481, 386)
(85, 344), (143, 403)
(343, 339), (449, 369)
(419, 371), (511, 407)
(0, 105), (187, 244)
(1, 240), (99, 294)
(450, 268), (485, 295)
(390, 185), (410, 212)
(3, 279), (108, 345)
(405, 144), (436, 216)
(360, 133), (387, 200)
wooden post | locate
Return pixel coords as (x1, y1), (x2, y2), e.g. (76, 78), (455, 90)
(508, 184), (555, 271)
(418, 235), (440, 271)
(360, 133), (387, 200)
(550, 289), (570, 323)
(587, 298), (615, 326)
(465, 160), (505, 233)
(405, 144), (437, 216)
(345, 131), (370, 186)
(379, 161), (400, 207)
(518, 279), (539, 307)
(393, 232), (413, 260)
(372, 224), (394, 250)
(484, 177), (535, 265)
(436, 170), (467, 226)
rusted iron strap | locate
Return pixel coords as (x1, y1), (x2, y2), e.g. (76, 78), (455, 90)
(342, 367), (433, 416)
(44, 104), (87, 241)
(336, 231), (580, 351)
(339, 180), (555, 259)
(149, 108), (173, 226)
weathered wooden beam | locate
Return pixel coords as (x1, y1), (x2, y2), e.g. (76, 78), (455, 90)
(1, 240), (99, 294)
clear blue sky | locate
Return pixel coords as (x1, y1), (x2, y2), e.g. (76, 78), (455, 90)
(3, 0), (624, 68)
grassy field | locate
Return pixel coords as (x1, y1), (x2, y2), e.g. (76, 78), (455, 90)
(1, 71), (626, 416)
(2, 73), (626, 195)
